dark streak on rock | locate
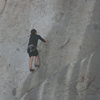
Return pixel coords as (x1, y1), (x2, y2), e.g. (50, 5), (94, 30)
(16, 48), (20, 51)
(0, 0), (7, 15)
(12, 88), (16, 96)
(9, 64), (11, 67)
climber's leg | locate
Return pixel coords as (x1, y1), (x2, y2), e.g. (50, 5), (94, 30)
(34, 56), (40, 67)
(29, 56), (35, 71)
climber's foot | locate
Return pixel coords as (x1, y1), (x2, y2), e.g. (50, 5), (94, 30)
(30, 69), (35, 72)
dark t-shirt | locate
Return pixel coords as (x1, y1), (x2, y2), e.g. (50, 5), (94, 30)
(28, 34), (46, 47)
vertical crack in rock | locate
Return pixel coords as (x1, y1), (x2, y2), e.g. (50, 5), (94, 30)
(59, 38), (71, 49)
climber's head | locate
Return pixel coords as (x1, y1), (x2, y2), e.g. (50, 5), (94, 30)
(31, 29), (37, 35)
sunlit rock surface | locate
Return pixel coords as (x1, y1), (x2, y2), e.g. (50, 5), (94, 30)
(0, 0), (100, 100)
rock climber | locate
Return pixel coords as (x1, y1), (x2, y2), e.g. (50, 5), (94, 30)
(27, 29), (47, 72)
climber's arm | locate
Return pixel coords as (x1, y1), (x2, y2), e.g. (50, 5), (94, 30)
(38, 35), (48, 43)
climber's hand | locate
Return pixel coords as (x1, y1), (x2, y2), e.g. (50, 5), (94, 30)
(45, 40), (48, 43)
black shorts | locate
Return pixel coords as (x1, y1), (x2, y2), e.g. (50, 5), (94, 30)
(27, 44), (39, 57)
(28, 49), (39, 57)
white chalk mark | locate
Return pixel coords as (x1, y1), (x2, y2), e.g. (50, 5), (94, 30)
(85, 52), (95, 78)
(38, 80), (48, 100)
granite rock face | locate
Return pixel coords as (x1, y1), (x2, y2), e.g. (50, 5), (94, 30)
(0, 0), (100, 100)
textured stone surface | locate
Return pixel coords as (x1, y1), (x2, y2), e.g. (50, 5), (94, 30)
(0, 0), (100, 100)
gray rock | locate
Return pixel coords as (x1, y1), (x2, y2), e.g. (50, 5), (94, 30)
(0, 0), (100, 100)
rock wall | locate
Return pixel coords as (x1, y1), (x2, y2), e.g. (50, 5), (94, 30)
(0, 0), (100, 100)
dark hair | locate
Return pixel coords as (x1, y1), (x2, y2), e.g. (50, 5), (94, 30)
(31, 29), (37, 34)
(30, 29), (37, 37)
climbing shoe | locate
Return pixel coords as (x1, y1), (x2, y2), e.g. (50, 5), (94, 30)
(30, 69), (35, 72)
